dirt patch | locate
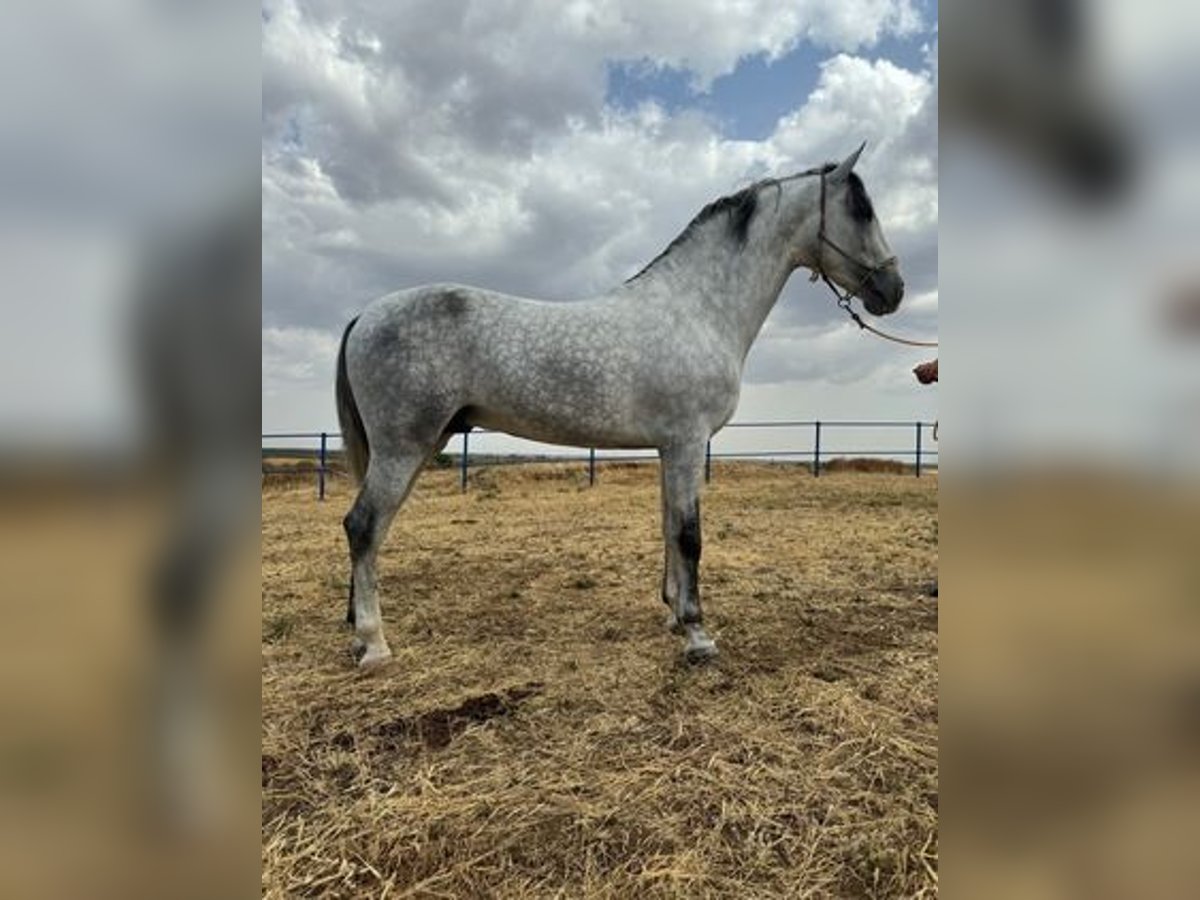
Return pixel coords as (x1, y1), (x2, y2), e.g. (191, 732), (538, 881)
(374, 682), (543, 752)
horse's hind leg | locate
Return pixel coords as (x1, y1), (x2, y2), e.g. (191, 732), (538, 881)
(344, 448), (425, 668)
(658, 440), (717, 662)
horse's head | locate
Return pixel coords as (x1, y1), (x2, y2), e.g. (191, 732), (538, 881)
(814, 144), (905, 317)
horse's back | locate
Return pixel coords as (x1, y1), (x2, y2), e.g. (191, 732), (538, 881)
(357, 282), (571, 342)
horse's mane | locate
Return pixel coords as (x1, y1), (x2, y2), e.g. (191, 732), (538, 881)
(626, 163), (875, 284)
(625, 182), (765, 283)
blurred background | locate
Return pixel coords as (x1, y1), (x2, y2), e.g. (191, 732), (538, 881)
(0, 2), (257, 897)
(942, 0), (1200, 896)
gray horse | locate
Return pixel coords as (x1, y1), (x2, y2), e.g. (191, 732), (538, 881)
(336, 144), (904, 667)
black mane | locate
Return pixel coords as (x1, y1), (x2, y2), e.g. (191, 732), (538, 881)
(626, 182), (764, 283)
(626, 164), (875, 283)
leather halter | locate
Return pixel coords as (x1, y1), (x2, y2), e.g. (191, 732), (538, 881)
(811, 169), (897, 306)
(811, 170), (937, 349)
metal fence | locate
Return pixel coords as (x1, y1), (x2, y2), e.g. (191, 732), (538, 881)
(263, 420), (937, 500)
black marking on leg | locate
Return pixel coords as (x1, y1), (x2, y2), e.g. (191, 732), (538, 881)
(678, 504), (701, 565)
(677, 499), (703, 625)
(343, 499), (375, 626)
(344, 498), (376, 561)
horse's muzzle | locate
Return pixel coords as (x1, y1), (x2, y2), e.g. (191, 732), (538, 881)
(862, 266), (904, 316)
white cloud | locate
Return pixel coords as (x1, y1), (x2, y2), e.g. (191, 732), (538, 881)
(770, 55), (936, 230)
(262, 326), (340, 392)
(262, 0), (925, 204)
(261, 1), (937, 433)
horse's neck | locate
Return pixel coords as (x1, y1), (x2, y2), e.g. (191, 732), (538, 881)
(628, 179), (819, 358)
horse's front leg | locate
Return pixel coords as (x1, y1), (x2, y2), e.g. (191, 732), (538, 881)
(658, 441), (717, 662)
(659, 462), (685, 635)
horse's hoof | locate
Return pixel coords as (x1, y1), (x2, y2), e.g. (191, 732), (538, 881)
(353, 637), (392, 670)
(683, 635), (718, 664)
(358, 646), (393, 670)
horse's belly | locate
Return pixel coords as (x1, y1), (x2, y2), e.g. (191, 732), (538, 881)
(468, 403), (654, 450)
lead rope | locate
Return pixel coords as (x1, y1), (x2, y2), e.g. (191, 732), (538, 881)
(811, 171), (938, 349)
(829, 290), (939, 348)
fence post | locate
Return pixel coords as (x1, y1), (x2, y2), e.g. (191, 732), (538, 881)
(705, 440), (712, 483)
(318, 431), (327, 500)
(915, 422), (922, 477)
(588, 447), (596, 486)
(813, 420), (821, 477)
(460, 431), (469, 492)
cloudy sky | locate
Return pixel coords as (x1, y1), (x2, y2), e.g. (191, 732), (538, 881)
(262, 0), (939, 456)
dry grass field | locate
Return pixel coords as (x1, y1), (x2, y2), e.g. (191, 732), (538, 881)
(262, 462), (938, 898)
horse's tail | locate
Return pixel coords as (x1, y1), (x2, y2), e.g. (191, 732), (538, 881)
(336, 316), (369, 484)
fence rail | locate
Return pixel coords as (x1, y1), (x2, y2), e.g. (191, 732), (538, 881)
(263, 420), (937, 499)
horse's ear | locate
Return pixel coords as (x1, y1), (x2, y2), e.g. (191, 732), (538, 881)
(829, 142), (867, 183)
